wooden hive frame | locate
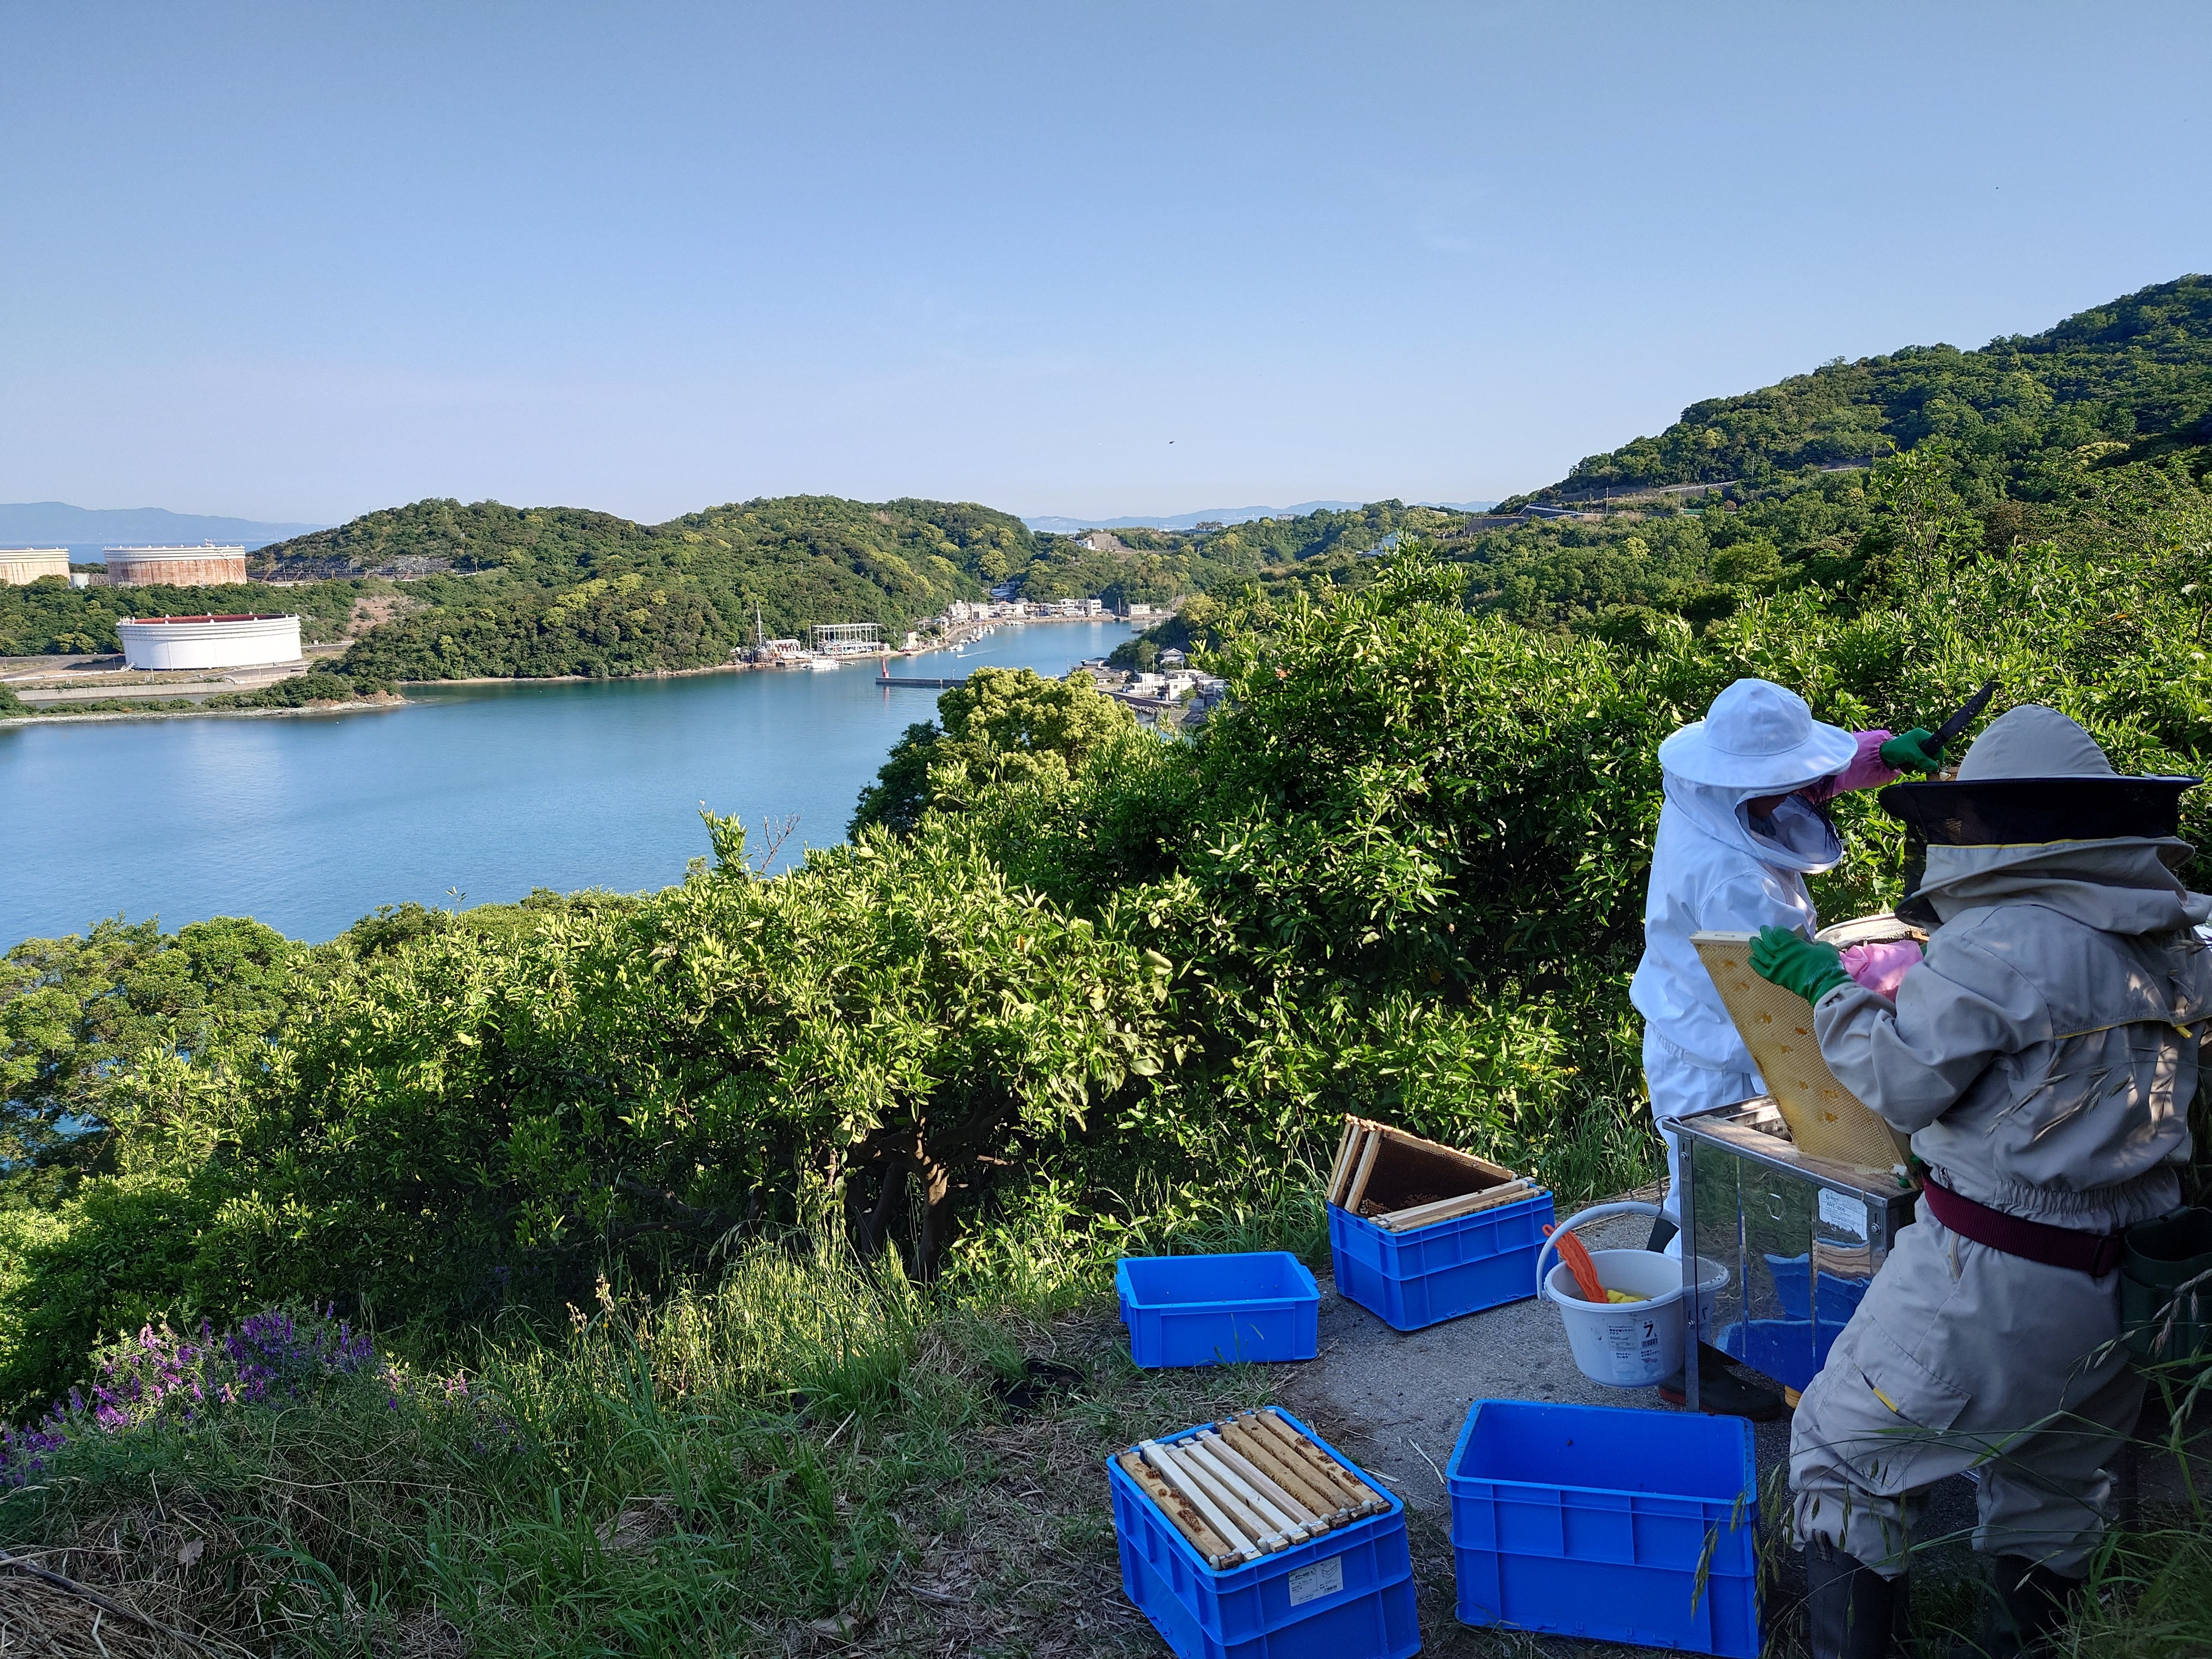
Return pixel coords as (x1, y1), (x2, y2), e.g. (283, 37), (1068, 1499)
(1324, 1116), (1539, 1232)
(1691, 930), (1910, 1172)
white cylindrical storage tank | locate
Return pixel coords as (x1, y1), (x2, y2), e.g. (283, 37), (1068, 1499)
(116, 613), (303, 672)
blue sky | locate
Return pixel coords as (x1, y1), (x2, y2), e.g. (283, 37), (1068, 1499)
(3, 2), (2206, 527)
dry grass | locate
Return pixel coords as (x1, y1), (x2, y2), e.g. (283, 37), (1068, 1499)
(0, 1535), (253, 1658)
(345, 592), (422, 636)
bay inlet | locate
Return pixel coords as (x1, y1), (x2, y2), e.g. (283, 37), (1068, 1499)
(1, 620), (1136, 946)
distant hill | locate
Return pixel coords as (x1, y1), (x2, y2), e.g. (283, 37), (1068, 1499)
(243, 494), (1276, 683)
(2, 488), (1486, 681)
(1513, 274), (2212, 505)
(1435, 275), (2212, 637)
(1024, 502), (1356, 533)
(233, 493), (1474, 684)
(1027, 499), (1497, 532)
(0, 502), (326, 562)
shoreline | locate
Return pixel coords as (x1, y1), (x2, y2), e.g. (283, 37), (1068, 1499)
(407, 614), (1131, 687)
(2, 615), (1138, 726)
(1, 698), (403, 729)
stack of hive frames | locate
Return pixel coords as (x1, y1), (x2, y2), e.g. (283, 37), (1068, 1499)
(1325, 1118), (1541, 1232)
(1115, 1408), (1392, 1569)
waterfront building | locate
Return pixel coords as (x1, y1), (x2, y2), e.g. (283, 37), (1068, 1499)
(809, 622), (886, 657)
(115, 613), (302, 672)
(0, 548), (71, 585)
(104, 544), (250, 586)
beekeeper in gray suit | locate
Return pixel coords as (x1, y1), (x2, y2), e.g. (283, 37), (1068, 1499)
(1746, 706), (2211, 1659)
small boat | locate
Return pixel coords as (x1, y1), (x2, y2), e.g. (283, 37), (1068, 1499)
(808, 655), (841, 671)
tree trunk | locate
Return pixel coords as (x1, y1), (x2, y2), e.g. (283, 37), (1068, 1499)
(853, 1156), (905, 1261)
(913, 1158), (958, 1282)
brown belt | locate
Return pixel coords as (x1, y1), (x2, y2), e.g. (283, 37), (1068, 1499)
(1922, 1178), (2125, 1277)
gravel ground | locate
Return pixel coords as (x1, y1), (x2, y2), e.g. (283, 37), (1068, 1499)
(1263, 1209), (1999, 1656)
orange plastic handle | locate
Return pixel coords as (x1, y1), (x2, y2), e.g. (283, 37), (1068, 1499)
(1544, 1222), (1606, 1302)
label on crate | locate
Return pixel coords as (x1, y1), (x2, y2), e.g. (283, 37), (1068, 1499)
(1286, 1554), (1344, 1606)
(1819, 1186), (1866, 1235)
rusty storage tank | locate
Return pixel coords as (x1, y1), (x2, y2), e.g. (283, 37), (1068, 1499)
(103, 544), (250, 585)
(0, 548), (71, 585)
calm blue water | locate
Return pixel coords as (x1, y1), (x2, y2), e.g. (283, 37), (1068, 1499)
(2, 621), (1135, 945)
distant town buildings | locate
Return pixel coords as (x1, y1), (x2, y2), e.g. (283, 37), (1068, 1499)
(0, 548), (70, 585)
(104, 544), (249, 586)
(945, 597), (1090, 624)
(1070, 658), (1227, 730)
(115, 613), (303, 672)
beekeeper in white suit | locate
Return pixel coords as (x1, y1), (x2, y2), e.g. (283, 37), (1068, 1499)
(1752, 706), (2211, 1659)
(1630, 678), (1944, 1417)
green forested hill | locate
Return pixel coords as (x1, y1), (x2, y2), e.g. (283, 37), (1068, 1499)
(1436, 285), (2212, 640)
(250, 500), (662, 577)
(274, 494), (1282, 682)
(1512, 274), (2212, 502)
(1096, 276), (2212, 654)
(321, 496), (1015, 681)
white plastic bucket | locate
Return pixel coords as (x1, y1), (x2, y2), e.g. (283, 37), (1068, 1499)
(1535, 1201), (1729, 1389)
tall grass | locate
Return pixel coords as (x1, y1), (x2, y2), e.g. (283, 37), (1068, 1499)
(0, 1183), (1311, 1657)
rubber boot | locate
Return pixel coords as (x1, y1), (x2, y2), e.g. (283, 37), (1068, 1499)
(1660, 1342), (1785, 1421)
(1951, 1556), (2080, 1658)
(1805, 1537), (1903, 1659)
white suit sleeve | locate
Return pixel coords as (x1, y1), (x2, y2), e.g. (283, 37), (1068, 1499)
(1703, 868), (1817, 938)
(1812, 939), (2050, 1133)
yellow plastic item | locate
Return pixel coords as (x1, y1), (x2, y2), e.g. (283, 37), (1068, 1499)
(1691, 930), (1912, 1172)
(1605, 1289), (1645, 1305)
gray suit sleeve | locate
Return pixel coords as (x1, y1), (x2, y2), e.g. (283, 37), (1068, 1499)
(1812, 935), (2049, 1133)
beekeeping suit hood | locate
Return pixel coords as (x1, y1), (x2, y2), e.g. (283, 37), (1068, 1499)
(1632, 679), (1860, 1074)
(1911, 705), (2211, 935)
(1655, 677), (1858, 876)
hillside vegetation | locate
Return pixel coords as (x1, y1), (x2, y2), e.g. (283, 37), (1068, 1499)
(1515, 273), (2212, 500)
(3, 280), (2210, 1653)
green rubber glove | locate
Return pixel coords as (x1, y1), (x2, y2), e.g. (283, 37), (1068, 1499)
(1750, 925), (1853, 1005)
(1878, 727), (1945, 772)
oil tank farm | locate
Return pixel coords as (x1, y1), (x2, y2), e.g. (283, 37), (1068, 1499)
(0, 548), (71, 585)
(104, 544), (249, 585)
(115, 613), (302, 672)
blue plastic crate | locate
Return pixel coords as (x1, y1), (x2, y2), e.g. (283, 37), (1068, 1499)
(1328, 1188), (1555, 1331)
(1109, 1409), (1419, 1659)
(1116, 1253), (1320, 1369)
(1448, 1399), (1760, 1657)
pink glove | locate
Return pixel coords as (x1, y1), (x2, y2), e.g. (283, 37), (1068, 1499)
(1804, 731), (1899, 803)
(1839, 939), (1921, 1000)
